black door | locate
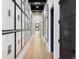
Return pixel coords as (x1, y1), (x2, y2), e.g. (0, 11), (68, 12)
(59, 0), (76, 59)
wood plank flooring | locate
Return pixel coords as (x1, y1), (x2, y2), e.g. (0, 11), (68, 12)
(22, 37), (53, 59)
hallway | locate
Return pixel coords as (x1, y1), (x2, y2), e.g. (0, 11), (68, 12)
(2, 0), (76, 59)
(22, 36), (53, 59)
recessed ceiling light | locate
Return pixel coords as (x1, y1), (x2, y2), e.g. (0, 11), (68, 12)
(36, 5), (39, 8)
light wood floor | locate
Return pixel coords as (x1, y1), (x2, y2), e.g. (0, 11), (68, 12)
(22, 36), (53, 59)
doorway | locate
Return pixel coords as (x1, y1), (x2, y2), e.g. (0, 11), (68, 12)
(51, 8), (54, 52)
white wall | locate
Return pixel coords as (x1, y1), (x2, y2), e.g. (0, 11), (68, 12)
(43, 4), (50, 52)
(54, 0), (60, 59)
(47, 0), (60, 59)
(47, 0), (54, 9)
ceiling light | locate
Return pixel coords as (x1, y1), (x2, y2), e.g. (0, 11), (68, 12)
(36, 5), (39, 8)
